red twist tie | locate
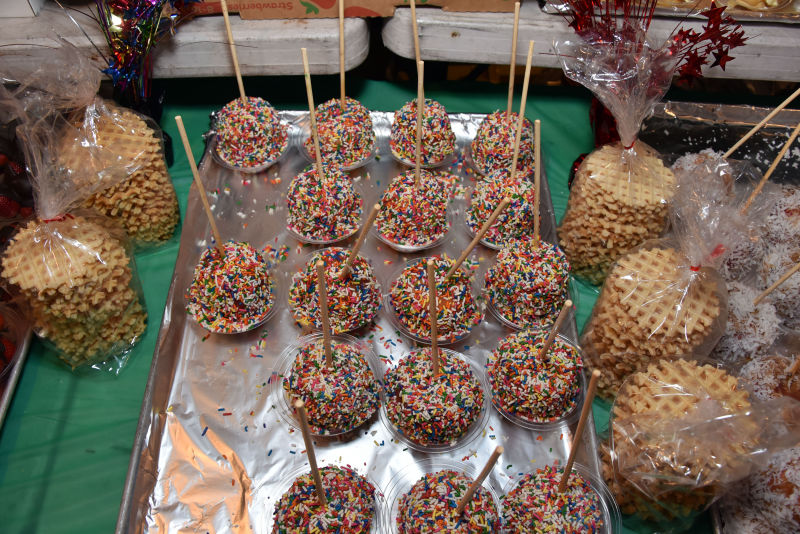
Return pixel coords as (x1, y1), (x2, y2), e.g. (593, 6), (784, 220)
(42, 213), (73, 223)
(623, 141), (636, 150)
(690, 265), (701, 272)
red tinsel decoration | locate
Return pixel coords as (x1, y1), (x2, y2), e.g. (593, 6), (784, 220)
(560, 0), (748, 83)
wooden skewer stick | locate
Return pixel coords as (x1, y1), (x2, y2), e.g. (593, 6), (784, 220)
(537, 299), (573, 362)
(340, 203), (380, 279)
(338, 0), (346, 110)
(410, 0), (421, 65)
(294, 400), (327, 506)
(724, 86), (800, 159)
(509, 40), (534, 182)
(316, 261), (333, 366)
(753, 260), (800, 306)
(445, 197), (512, 280)
(557, 369), (601, 493)
(415, 60), (425, 189)
(175, 116), (224, 256)
(533, 119), (541, 244)
(456, 446), (503, 515)
(220, 0), (246, 102)
(742, 121), (800, 214)
(301, 48), (326, 185)
(506, 2), (521, 118)
(426, 260), (441, 375)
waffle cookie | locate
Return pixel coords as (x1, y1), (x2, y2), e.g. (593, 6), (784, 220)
(581, 246), (723, 398)
(59, 103), (179, 246)
(1, 216), (147, 367)
(609, 359), (756, 519)
(558, 142), (675, 284)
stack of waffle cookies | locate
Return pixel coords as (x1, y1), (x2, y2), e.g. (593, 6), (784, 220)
(604, 359), (756, 520)
(558, 142), (675, 284)
(1, 216), (147, 367)
(59, 104), (179, 247)
(581, 246), (724, 398)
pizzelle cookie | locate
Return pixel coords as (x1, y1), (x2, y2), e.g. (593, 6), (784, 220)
(581, 246), (723, 398)
(1, 215), (147, 367)
(558, 142), (675, 284)
(59, 104), (179, 246)
(609, 359), (756, 519)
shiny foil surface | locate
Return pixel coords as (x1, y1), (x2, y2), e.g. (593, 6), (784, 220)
(117, 111), (601, 534)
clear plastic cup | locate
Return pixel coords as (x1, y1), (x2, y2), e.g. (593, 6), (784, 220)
(273, 332), (383, 438)
(486, 330), (586, 431)
(267, 462), (385, 533)
(209, 117), (291, 174)
(384, 458), (503, 533)
(287, 247), (383, 334)
(501, 462), (622, 533)
(386, 256), (484, 346)
(372, 202), (454, 254)
(390, 147), (456, 169)
(379, 347), (490, 453)
(185, 244), (283, 335)
(483, 271), (577, 333)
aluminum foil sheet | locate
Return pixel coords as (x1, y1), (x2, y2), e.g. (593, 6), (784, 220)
(116, 111), (601, 533)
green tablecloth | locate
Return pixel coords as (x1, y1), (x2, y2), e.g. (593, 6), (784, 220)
(0, 77), (712, 533)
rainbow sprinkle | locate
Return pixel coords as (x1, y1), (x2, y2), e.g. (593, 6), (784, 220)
(283, 338), (379, 435)
(272, 465), (376, 533)
(214, 96), (288, 169)
(286, 162), (362, 243)
(470, 111), (535, 177)
(487, 329), (581, 424)
(397, 469), (500, 532)
(390, 98), (456, 166)
(466, 168), (538, 247)
(185, 241), (275, 333)
(485, 237), (570, 329)
(288, 247), (381, 333)
(502, 464), (603, 533)
(384, 348), (484, 446)
(389, 256), (482, 343)
(303, 96), (376, 168)
(375, 169), (450, 249)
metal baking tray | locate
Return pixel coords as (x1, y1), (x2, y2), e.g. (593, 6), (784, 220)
(0, 304), (32, 432)
(115, 110), (602, 533)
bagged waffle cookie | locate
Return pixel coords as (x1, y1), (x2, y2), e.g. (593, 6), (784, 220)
(58, 99), (180, 248)
(0, 99), (147, 373)
(554, 0), (746, 285)
(607, 358), (800, 529)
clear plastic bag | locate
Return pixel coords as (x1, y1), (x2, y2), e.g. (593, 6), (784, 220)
(554, 35), (678, 285)
(608, 358), (800, 526)
(0, 100), (148, 374)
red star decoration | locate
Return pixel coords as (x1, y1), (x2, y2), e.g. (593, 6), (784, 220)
(711, 50), (734, 70)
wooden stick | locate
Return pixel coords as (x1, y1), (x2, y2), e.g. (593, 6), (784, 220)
(338, 0), (346, 110)
(426, 260), (440, 375)
(445, 197), (512, 280)
(220, 0), (246, 102)
(340, 203), (380, 278)
(787, 358), (800, 379)
(753, 260), (800, 306)
(509, 40), (534, 182)
(174, 116), (224, 256)
(537, 299), (572, 362)
(415, 60), (425, 189)
(456, 446), (503, 515)
(410, 0), (421, 65)
(558, 369), (600, 493)
(724, 86), (800, 159)
(506, 2), (520, 118)
(316, 261), (333, 367)
(742, 121), (800, 214)
(533, 119), (541, 244)
(294, 400), (327, 506)
(301, 48), (326, 184)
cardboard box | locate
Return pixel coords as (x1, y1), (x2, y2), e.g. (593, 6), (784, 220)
(1, 0), (46, 17)
(192, 0), (516, 20)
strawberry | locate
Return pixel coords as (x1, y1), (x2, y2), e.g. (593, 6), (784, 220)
(0, 195), (20, 218)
